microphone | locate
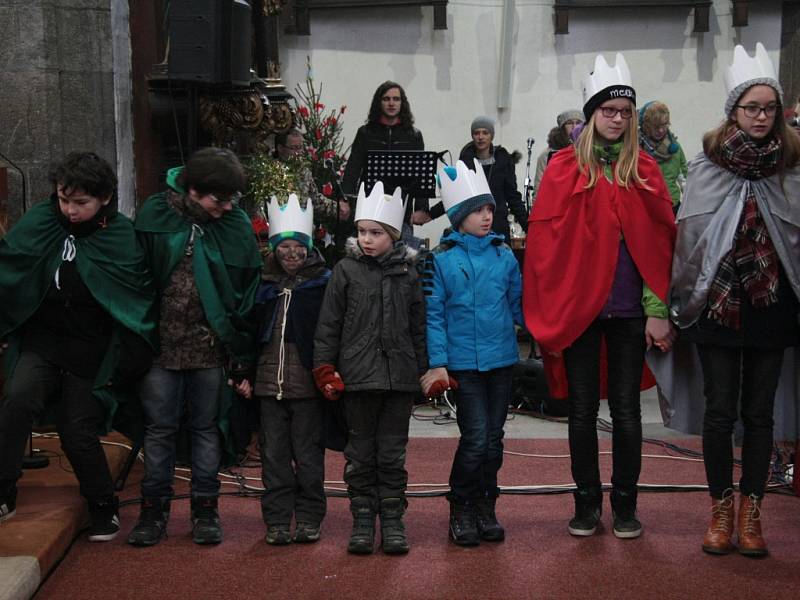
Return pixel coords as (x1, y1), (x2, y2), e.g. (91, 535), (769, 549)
(526, 137), (535, 149)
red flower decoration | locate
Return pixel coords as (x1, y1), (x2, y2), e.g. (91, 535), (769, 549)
(314, 102), (325, 111)
(323, 150), (335, 160)
(316, 225), (327, 240)
(309, 147), (318, 160)
(314, 129), (322, 140)
(251, 216), (269, 238)
(322, 182), (334, 197)
(298, 106), (310, 118)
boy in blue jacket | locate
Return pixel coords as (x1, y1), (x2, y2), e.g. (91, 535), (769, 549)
(420, 159), (523, 547)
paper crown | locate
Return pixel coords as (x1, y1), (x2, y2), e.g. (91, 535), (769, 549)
(267, 193), (314, 249)
(725, 43), (778, 96)
(582, 53), (633, 104)
(437, 159), (492, 214)
(354, 181), (406, 233)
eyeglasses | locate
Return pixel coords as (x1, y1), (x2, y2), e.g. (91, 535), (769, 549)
(208, 191), (242, 206)
(736, 104), (778, 118)
(599, 107), (633, 119)
(275, 245), (307, 258)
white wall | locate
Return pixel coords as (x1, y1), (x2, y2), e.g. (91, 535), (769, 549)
(279, 0), (783, 242)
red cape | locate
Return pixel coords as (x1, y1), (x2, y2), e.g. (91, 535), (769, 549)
(524, 147), (676, 352)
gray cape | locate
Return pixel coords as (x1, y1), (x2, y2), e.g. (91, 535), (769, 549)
(648, 152), (800, 440)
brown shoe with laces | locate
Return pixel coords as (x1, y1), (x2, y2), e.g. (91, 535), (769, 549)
(737, 493), (768, 557)
(702, 488), (735, 555)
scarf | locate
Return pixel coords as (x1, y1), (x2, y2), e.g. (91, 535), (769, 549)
(640, 132), (676, 163)
(706, 129), (782, 329)
(594, 142), (622, 180)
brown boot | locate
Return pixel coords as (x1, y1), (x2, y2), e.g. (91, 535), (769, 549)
(737, 493), (768, 557)
(701, 489), (735, 555)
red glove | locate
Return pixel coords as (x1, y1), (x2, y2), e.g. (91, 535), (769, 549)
(312, 364), (345, 401)
(427, 376), (459, 398)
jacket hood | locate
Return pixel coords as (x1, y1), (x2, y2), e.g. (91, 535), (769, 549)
(441, 229), (506, 250)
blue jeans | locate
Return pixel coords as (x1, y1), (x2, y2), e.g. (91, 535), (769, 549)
(448, 366), (514, 502)
(140, 366), (223, 498)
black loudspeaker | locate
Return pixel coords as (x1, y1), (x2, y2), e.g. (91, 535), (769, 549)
(168, 0), (252, 86)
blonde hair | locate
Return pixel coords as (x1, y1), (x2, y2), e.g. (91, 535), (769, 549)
(575, 106), (649, 190)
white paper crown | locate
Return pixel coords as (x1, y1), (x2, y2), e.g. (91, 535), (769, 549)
(354, 181), (406, 233)
(582, 53), (633, 104)
(267, 193), (313, 242)
(437, 159), (492, 213)
(724, 43), (778, 95)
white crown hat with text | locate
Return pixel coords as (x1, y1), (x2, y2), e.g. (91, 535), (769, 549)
(437, 159), (492, 214)
(582, 52), (633, 104)
(354, 181), (406, 233)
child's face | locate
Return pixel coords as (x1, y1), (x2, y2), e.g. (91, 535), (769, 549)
(57, 184), (110, 224)
(188, 188), (238, 219)
(458, 204), (494, 237)
(357, 220), (394, 256)
(275, 239), (308, 274)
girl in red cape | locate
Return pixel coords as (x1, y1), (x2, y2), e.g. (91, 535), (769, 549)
(523, 52), (676, 539)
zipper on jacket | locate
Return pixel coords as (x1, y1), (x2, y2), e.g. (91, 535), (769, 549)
(460, 266), (470, 280)
(378, 268), (392, 389)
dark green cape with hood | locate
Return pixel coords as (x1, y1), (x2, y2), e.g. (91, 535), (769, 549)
(0, 198), (157, 434)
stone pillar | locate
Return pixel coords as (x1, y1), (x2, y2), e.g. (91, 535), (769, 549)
(780, 1), (800, 110)
(0, 0), (117, 223)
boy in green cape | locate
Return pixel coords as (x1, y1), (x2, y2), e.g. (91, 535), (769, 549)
(0, 152), (157, 541)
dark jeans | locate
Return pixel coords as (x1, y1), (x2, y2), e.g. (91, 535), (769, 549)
(0, 351), (113, 501)
(139, 366), (223, 498)
(259, 395), (326, 526)
(448, 366), (514, 502)
(697, 344), (784, 499)
(563, 318), (645, 493)
(343, 391), (413, 504)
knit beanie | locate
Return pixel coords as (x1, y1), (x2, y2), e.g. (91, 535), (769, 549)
(725, 78), (783, 117)
(557, 109), (584, 129)
(471, 116), (495, 136)
(639, 101), (670, 137)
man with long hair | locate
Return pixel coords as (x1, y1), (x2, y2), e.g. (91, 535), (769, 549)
(342, 81), (430, 238)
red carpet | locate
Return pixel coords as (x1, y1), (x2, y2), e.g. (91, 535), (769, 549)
(36, 437), (800, 600)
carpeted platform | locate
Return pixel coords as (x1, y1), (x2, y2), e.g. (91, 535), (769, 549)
(34, 437), (800, 600)
(0, 435), (132, 600)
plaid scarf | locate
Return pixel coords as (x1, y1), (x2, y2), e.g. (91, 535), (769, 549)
(706, 129), (781, 329)
(640, 131), (676, 163)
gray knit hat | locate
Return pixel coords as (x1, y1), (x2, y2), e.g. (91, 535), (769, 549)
(557, 109), (584, 129)
(725, 77), (784, 117)
(470, 115), (495, 136)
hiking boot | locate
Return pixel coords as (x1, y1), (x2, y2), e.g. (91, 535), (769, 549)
(0, 486), (17, 523)
(191, 496), (222, 545)
(379, 498), (409, 555)
(568, 487), (602, 537)
(611, 488), (642, 539)
(265, 524), (292, 545)
(475, 496), (505, 542)
(448, 500), (480, 546)
(737, 493), (768, 557)
(293, 522), (321, 544)
(87, 496), (120, 542)
(347, 497), (376, 554)
(702, 488), (735, 555)
(128, 497), (170, 546)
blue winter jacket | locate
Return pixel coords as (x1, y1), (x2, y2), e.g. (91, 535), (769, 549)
(421, 230), (523, 371)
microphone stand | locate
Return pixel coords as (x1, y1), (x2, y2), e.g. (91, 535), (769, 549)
(523, 139), (535, 212)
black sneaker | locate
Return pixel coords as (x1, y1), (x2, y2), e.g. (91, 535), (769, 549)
(611, 488), (642, 539)
(568, 488), (602, 537)
(265, 524), (292, 545)
(475, 497), (505, 542)
(448, 501), (480, 546)
(0, 491), (17, 523)
(127, 497), (170, 547)
(191, 496), (222, 545)
(87, 497), (120, 542)
(293, 522), (320, 544)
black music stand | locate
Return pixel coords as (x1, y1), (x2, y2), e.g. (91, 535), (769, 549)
(365, 150), (438, 199)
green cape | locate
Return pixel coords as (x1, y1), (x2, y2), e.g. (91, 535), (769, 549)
(0, 198), (157, 433)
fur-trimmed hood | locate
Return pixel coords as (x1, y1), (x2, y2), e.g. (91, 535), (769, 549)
(344, 237), (419, 262)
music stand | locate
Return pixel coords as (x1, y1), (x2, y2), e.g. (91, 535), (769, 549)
(365, 150), (438, 199)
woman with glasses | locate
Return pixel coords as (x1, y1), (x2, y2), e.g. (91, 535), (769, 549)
(128, 147), (262, 547)
(668, 44), (800, 557)
(523, 53), (676, 539)
(638, 101), (688, 214)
